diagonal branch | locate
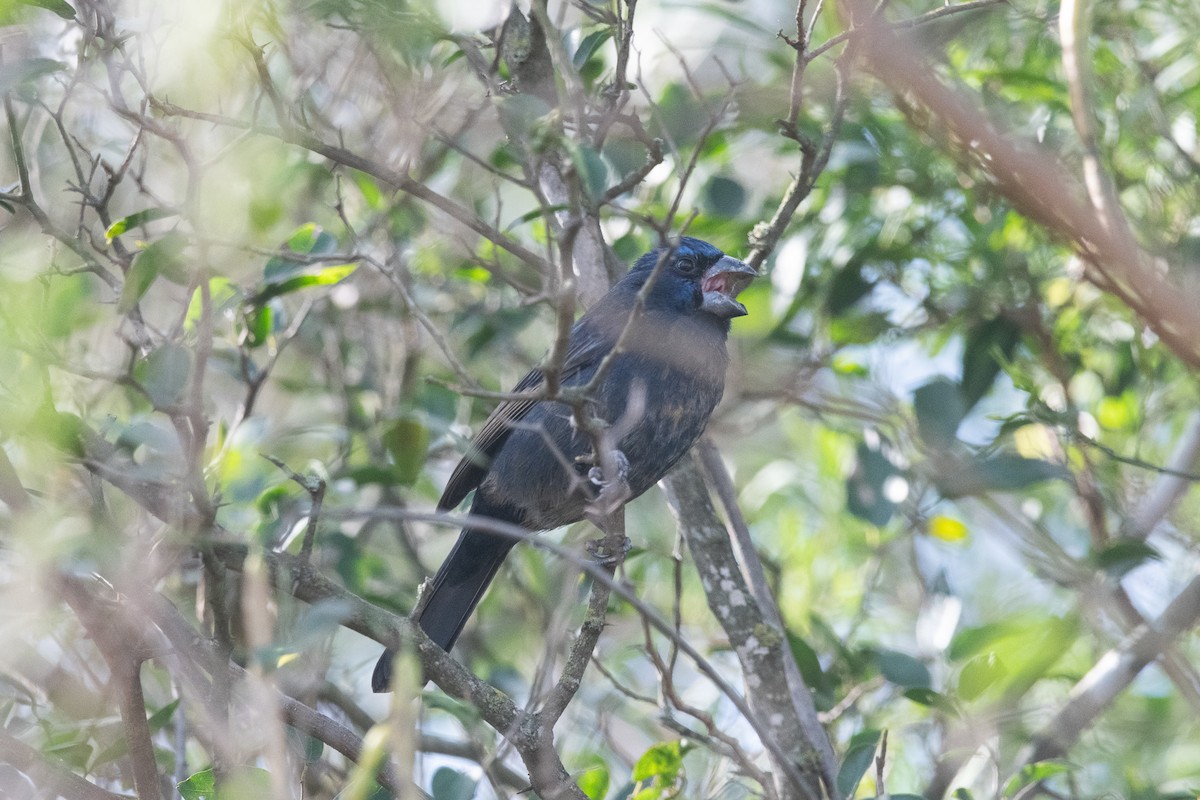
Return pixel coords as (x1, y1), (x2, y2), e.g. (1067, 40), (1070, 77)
(0, 729), (126, 800)
(845, 0), (1200, 372)
(1021, 574), (1200, 765)
(663, 454), (832, 800)
(59, 578), (164, 800)
(697, 440), (839, 788)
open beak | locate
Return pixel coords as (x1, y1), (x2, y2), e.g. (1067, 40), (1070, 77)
(700, 255), (757, 319)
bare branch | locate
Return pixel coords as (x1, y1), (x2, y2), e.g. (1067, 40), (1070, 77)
(846, 0), (1200, 371)
(1022, 574), (1200, 765)
(663, 454), (832, 800)
(0, 729), (126, 800)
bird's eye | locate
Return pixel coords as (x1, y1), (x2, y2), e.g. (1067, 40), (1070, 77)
(675, 257), (699, 277)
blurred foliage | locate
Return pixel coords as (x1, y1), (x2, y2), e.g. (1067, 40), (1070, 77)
(0, 0), (1198, 798)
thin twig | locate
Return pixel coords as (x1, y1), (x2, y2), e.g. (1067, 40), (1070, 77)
(261, 454), (327, 561)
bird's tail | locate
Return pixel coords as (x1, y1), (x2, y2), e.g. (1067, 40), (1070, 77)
(371, 527), (515, 692)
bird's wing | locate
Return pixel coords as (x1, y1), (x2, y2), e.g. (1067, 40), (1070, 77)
(437, 328), (607, 511)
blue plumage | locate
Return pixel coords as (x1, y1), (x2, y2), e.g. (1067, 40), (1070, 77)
(373, 237), (754, 690)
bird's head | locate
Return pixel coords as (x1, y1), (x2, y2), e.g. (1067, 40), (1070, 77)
(627, 237), (757, 322)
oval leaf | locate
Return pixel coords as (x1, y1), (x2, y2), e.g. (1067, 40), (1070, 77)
(958, 652), (1007, 701)
(632, 740), (686, 783)
(383, 415), (430, 486)
(137, 343), (193, 408)
(846, 439), (902, 526)
(250, 263), (357, 306)
(703, 175), (747, 216)
(20, 0), (77, 20)
(431, 766), (477, 800)
(118, 232), (188, 313)
(837, 730), (881, 799)
(960, 316), (1021, 411)
(105, 207), (178, 240)
(914, 378), (965, 449)
(877, 649), (932, 689)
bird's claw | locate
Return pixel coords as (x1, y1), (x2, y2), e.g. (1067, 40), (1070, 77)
(586, 535), (632, 566)
(585, 448), (629, 488)
(585, 449), (631, 516)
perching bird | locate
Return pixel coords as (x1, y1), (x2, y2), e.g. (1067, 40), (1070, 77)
(372, 237), (755, 691)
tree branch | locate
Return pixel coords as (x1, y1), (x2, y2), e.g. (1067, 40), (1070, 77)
(697, 440), (839, 787)
(845, 0), (1200, 371)
(59, 578), (164, 800)
(1022, 574), (1200, 764)
(0, 729), (126, 800)
(663, 454), (832, 800)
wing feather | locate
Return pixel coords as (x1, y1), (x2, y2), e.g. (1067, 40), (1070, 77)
(437, 328), (607, 511)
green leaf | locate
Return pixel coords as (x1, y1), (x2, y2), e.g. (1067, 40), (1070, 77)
(837, 730), (880, 799)
(903, 687), (957, 714)
(497, 94), (554, 138)
(185, 277), (240, 331)
(294, 599), (356, 644)
(36, 409), (86, 456)
(177, 768), (217, 800)
(787, 631), (832, 700)
(136, 343), (193, 408)
(116, 421), (183, 460)
(244, 304), (275, 348)
(118, 232), (189, 313)
(913, 378), (964, 449)
(19, 0), (76, 19)
(303, 735), (324, 763)
(286, 222), (336, 257)
(41, 273), (97, 338)
(936, 453), (1067, 498)
(826, 257), (874, 316)
(353, 171), (386, 210)
(504, 203), (571, 232)
(573, 28), (612, 69)
(703, 175), (747, 216)
(105, 207), (178, 240)
(178, 766), (273, 800)
(655, 82), (703, 145)
(632, 740), (687, 783)
(431, 766), (477, 800)
(42, 739), (92, 770)
(0, 57), (66, 94)
(845, 439), (902, 526)
(948, 621), (1017, 661)
(570, 144), (609, 201)
(577, 762), (610, 800)
(263, 223), (340, 280)
(603, 137), (651, 181)
(876, 649), (931, 689)
(960, 316), (1021, 411)
(957, 652), (1007, 701)
(1090, 538), (1161, 577)
(148, 698), (181, 731)
(383, 414), (430, 485)
(828, 311), (892, 345)
(1002, 759), (1075, 797)
(249, 263), (357, 306)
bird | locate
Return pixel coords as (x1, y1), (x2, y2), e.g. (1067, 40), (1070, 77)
(372, 237), (755, 691)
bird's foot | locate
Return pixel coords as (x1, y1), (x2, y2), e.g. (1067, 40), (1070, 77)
(584, 448), (632, 517)
(586, 535), (632, 566)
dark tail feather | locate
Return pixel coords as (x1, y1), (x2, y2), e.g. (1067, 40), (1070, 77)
(371, 528), (515, 692)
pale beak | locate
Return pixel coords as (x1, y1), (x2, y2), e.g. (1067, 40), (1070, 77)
(700, 255), (757, 318)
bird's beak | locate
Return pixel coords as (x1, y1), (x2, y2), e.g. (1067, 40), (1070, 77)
(700, 255), (757, 318)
